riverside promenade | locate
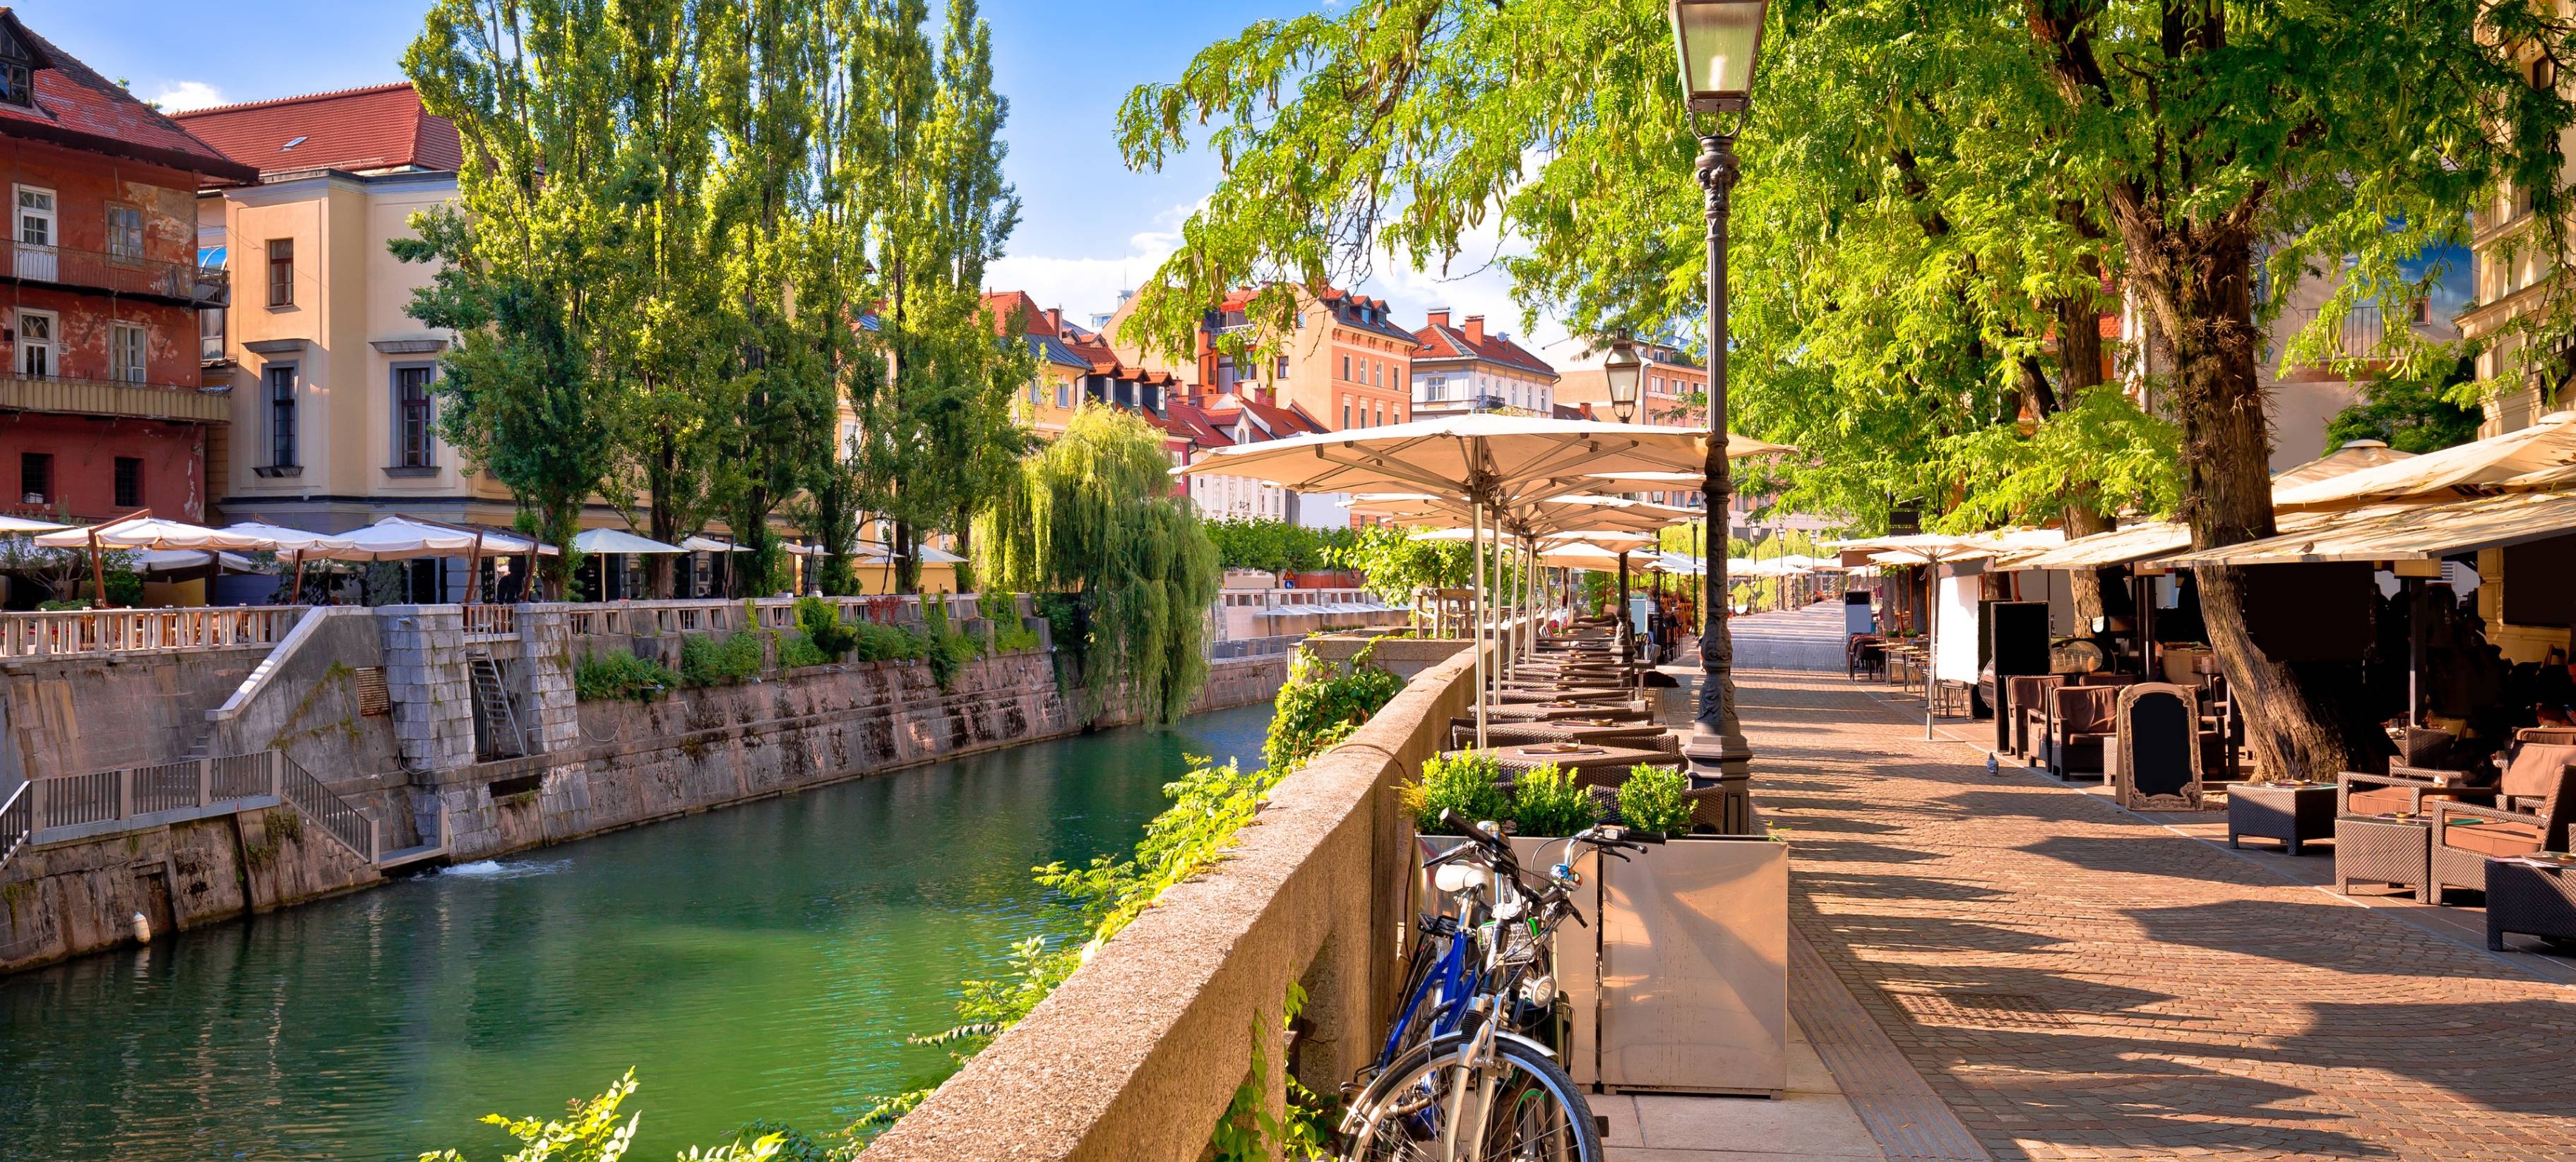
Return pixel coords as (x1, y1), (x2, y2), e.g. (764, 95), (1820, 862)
(1687, 606), (2576, 1162)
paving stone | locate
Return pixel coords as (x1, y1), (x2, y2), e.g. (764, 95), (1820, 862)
(1735, 668), (2576, 1162)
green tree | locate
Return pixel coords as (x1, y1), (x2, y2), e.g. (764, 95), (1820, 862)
(2323, 361), (2483, 456)
(973, 405), (1221, 726)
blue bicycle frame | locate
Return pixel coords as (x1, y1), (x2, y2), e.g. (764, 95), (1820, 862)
(1372, 916), (1481, 1072)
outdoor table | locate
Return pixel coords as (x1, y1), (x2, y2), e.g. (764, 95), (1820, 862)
(2484, 854), (2576, 951)
(1449, 743), (1674, 785)
(2335, 814), (2433, 902)
(1486, 705), (1652, 724)
(1493, 688), (1630, 705)
(2227, 781), (2337, 855)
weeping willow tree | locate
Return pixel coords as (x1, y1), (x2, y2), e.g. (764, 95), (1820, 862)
(975, 405), (1220, 727)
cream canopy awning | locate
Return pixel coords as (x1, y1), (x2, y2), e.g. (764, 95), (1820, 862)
(0, 515), (70, 534)
(574, 527), (689, 555)
(32, 516), (280, 552)
(1179, 414), (1729, 503)
(679, 536), (753, 553)
(2274, 412), (2576, 511)
(2151, 490), (2576, 566)
(2272, 438), (2416, 488)
(333, 516), (556, 560)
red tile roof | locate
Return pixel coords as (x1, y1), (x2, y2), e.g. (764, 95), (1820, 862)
(1412, 320), (1556, 378)
(982, 289), (1059, 337)
(173, 82), (461, 179)
(1162, 399), (1232, 450)
(0, 11), (254, 181)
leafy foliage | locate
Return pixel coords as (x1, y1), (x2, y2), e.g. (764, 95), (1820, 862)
(972, 406), (1221, 726)
(794, 598), (858, 663)
(1616, 764), (1692, 837)
(415, 1070), (782, 1162)
(574, 650), (679, 702)
(2323, 365), (2483, 456)
(1510, 762), (1598, 839)
(849, 622), (931, 664)
(1262, 642), (1405, 773)
(1402, 751), (1513, 837)
(679, 632), (765, 688)
(1327, 524), (1470, 606)
(1203, 517), (1350, 575)
(1209, 983), (1332, 1162)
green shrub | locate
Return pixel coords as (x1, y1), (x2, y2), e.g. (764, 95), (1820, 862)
(992, 620), (1042, 653)
(775, 632), (829, 671)
(1511, 762), (1599, 838)
(573, 649), (676, 702)
(929, 628), (982, 690)
(1402, 751), (1513, 835)
(794, 596), (857, 661)
(1617, 764), (1693, 836)
(680, 630), (765, 687)
(1263, 641), (1405, 772)
(849, 621), (928, 662)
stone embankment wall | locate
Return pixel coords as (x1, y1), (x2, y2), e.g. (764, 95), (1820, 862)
(0, 616), (1287, 976)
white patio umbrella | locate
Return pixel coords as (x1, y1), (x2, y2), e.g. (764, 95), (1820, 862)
(573, 527), (689, 556)
(220, 522), (364, 604)
(2274, 410), (2576, 511)
(1861, 537), (1996, 740)
(679, 535), (753, 553)
(333, 517), (557, 602)
(34, 515), (282, 607)
(0, 515), (70, 534)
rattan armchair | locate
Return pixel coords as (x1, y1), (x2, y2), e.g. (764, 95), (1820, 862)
(2337, 764), (2498, 817)
(2431, 755), (2576, 900)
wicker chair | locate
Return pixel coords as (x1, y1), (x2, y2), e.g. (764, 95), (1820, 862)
(2043, 685), (2120, 781)
(2337, 763), (2498, 817)
(1448, 720), (1677, 754)
(2431, 747), (2576, 899)
(2005, 675), (2068, 760)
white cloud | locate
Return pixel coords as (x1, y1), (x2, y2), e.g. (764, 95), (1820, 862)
(988, 205), (1190, 325)
(150, 81), (228, 112)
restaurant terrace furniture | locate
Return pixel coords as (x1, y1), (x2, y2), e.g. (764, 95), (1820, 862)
(2229, 781), (2337, 854)
(1447, 721), (1676, 753)
(2336, 813), (2433, 902)
(1493, 688), (1633, 705)
(2430, 750), (2576, 900)
(2337, 765), (2498, 817)
(2003, 675), (2067, 760)
(1456, 743), (1675, 783)
(2043, 685), (2120, 781)
(2485, 856), (2576, 950)
(1846, 635), (1885, 682)
(1485, 705), (1656, 724)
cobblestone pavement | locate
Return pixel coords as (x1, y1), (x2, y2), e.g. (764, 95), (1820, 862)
(1741, 669), (2576, 1162)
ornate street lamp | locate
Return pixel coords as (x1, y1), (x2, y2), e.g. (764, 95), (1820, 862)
(1602, 335), (1643, 424)
(1671, 0), (1767, 781)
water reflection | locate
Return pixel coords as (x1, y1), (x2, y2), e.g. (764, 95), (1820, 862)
(0, 702), (1272, 1161)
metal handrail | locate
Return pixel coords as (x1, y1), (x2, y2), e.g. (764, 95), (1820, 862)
(0, 779), (29, 875)
(276, 753), (379, 862)
(18, 750), (378, 865)
(1, 239), (226, 304)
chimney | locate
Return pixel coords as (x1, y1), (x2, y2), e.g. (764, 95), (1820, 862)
(1463, 316), (1486, 344)
(1427, 309), (1451, 330)
(1043, 307), (1061, 335)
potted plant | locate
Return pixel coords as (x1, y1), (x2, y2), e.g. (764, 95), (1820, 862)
(1591, 762), (1787, 1096)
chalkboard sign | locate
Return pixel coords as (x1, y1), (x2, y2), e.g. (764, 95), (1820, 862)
(2115, 683), (2204, 810)
(1987, 601), (2050, 751)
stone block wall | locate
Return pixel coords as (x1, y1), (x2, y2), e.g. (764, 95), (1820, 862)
(506, 608), (579, 755)
(376, 606), (475, 773)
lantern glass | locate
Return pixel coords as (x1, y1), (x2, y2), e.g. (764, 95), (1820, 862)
(1670, 0), (1768, 112)
(1602, 339), (1642, 421)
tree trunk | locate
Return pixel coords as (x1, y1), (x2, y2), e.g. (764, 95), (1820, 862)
(2140, 227), (2385, 779)
(2048, 292), (2113, 628)
(894, 519), (921, 594)
(649, 426), (679, 599)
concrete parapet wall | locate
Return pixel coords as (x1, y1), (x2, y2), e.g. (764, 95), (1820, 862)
(863, 649), (1477, 1162)
(1305, 632), (1472, 678)
(0, 645), (272, 786)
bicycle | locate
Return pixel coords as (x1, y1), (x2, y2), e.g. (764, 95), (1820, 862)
(1334, 809), (1658, 1161)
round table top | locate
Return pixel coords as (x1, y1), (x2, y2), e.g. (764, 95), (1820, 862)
(1448, 743), (1674, 776)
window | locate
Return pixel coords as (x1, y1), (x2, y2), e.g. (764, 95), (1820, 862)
(1056, 382), (1069, 409)
(1341, 354), (1351, 381)
(394, 366), (436, 467)
(106, 203), (144, 260)
(112, 457), (142, 508)
(266, 364), (298, 467)
(267, 239), (294, 307)
(1343, 401), (1352, 429)
(109, 322), (146, 383)
(2412, 299), (2433, 325)
(1275, 355), (1289, 380)
(15, 309), (54, 378)
(199, 306), (225, 361)
(19, 451), (49, 505)
(14, 185), (54, 282)
(0, 28), (26, 108)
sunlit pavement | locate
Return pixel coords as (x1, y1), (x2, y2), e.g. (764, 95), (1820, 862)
(1727, 668), (2576, 1162)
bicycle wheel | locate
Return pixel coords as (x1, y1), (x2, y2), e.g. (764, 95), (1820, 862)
(1340, 1034), (1602, 1162)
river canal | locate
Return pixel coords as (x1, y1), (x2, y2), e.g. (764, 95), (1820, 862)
(0, 700), (1274, 1161)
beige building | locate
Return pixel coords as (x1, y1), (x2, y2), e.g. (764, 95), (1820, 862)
(1409, 311), (1556, 417)
(177, 85), (503, 541)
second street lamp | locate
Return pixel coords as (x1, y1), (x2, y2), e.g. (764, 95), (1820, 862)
(1670, 0), (1768, 784)
(1603, 336), (1642, 424)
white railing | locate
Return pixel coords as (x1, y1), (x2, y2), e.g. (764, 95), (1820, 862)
(461, 603), (517, 640)
(0, 605), (304, 659)
(1, 780), (29, 874)
(18, 750), (379, 863)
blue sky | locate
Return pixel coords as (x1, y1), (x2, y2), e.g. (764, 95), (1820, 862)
(49, 0), (1554, 347)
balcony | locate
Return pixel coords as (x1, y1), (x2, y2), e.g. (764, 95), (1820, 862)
(0, 372), (230, 424)
(0, 241), (227, 307)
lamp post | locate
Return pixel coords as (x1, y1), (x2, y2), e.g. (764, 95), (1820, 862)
(1671, 0), (1767, 780)
(1603, 335), (1643, 424)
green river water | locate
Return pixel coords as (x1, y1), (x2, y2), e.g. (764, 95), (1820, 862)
(0, 700), (1274, 1161)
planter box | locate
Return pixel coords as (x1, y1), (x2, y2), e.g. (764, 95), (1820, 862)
(1590, 833), (1787, 1096)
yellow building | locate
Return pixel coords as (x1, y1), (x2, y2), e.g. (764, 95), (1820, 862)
(177, 85), (509, 537)
(1104, 283), (1417, 433)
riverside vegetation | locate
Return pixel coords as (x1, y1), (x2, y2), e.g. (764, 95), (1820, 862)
(418, 641), (1404, 1159)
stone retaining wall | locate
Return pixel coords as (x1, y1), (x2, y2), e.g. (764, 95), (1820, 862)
(863, 649), (1476, 1162)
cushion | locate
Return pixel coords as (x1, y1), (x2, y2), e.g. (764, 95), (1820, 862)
(2499, 743), (2576, 800)
(2440, 818), (2546, 858)
(2347, 786), (2426, 815)
(2055, 687), (2118, 733)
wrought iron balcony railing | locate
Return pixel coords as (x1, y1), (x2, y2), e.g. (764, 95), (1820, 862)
(1, 241), (227, 306)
